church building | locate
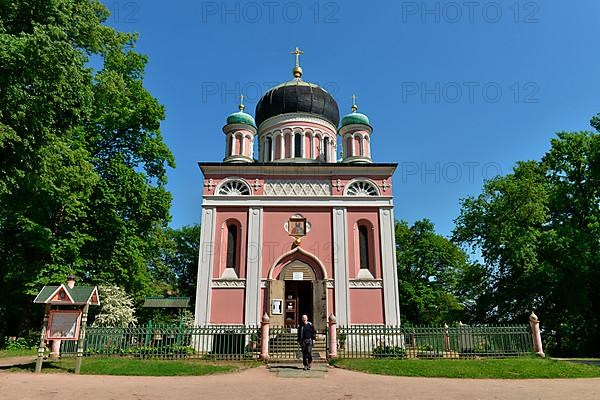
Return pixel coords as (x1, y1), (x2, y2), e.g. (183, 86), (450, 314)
(194, 49), (400, 331)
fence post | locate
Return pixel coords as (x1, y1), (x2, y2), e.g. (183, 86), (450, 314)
(35, 304), (50, 373)
(74, 304), (90, 374)
(528, 312), (545, 357)
(443, 323), (450, 352)
(49, 340), (61, 360)
(260, 313), (270, 360)
(328, 314), (337, 359)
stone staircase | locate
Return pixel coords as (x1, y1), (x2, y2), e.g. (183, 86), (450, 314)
(268, 333), (327, 362)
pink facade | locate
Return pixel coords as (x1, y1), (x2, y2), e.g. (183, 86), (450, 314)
(195, 60), (400, 329)
(260, 208), (333, 277)
(350, 289), (384, 324)
(211, 289), (245, 324)
(346, 209), (382, 280)
(212, 208), (248, 278)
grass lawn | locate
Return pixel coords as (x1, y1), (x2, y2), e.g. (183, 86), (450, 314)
(330, 357), (600, 379)
(5, 356), (260, 376)
(0, 348), (37, 358)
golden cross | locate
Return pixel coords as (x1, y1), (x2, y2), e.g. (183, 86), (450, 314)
(290, 46), (304, 67)
(351, 94), (358, 112)
(239, 94), (245, 111)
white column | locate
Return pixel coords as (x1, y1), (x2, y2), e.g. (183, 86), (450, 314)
(226, 133), (232, 157)
(310, 133), (315, 159)
(379, 207), (401, 325)
(244, 207), (263, 326)
(240, 134), (245, 157)
(270, 133), (275, 161)
(279, 133), (284, 159)
(290, 133), (295, 158)
(194, 207), (217, 326)
(332, 207), (350, 325)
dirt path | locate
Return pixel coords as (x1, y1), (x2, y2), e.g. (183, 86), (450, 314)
(1, 366), (599, 400)
(0, 356), (35, 368)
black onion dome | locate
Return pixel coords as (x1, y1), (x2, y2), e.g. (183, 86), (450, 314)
(255, 79), (340, 128)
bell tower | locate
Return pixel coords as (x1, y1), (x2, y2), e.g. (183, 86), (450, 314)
(340, 95), (373, 164)
(223, 95), (257, 163)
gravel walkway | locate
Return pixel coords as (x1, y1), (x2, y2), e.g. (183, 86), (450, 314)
(1, 365), (600, 400)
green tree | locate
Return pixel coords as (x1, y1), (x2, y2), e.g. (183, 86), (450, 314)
(453, 128), (599, 356)
(145, 224), (200, 301)
(165, 224), (200, 302)
(0, 0), (174, 340)
(92, 285), (137, 328)
(396, 219), (469, 325)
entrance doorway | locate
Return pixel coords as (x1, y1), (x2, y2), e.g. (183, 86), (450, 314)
(284, 281), (313, 328)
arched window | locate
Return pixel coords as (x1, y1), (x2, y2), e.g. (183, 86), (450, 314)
(346, 136), (353, 157)
(358, 225), (370, 270)
(226, 224), (238, 269)
(346, 180), (379, 196)
(226, 134), (232, 157)
(323, 136), (330, 162)
(294, 133), (302, 158)
(218, 179), (251, 195)
(360, 136), (365, 156)
(265, 137), (272, 161)
(236, 134), (243, 156)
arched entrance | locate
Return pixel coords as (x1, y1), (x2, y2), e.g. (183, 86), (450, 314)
(281, 261), (314, 328)
(267, 248), (328, 332)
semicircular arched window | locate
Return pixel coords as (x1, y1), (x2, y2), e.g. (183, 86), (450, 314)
(346, 180), (378, 196)
(218, 180), (251, 195)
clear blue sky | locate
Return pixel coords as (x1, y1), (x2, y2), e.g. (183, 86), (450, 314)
(102, 0), (600, 237)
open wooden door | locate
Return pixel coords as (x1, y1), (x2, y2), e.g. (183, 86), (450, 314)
(313, 279), (327, 333)
(268, 279), (284, 327)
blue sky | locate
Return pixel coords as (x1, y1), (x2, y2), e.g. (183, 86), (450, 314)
(102, 0), (600, 237)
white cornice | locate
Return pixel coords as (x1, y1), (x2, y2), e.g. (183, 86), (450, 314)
(338, 123), (373, 135)
(212, 279), (246, 288)
(258, 112), (337, 134)
(342, 156), (373, 164)
(222, 123), (257, 135)
(202, 196), (394, 207)
(349, 279), (383, 288)
(223, 155), (254, 163)
(199, 164), (397, 176)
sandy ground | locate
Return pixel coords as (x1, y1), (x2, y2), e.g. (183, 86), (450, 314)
(1, 365), (600, 400)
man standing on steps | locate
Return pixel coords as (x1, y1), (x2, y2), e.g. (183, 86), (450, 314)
(297, 314), (316, 370)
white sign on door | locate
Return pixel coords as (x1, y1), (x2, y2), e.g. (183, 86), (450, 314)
(292, 272), (304, 281)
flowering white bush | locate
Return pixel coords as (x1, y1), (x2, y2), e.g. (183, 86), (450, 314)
(92, 285), (137, 328)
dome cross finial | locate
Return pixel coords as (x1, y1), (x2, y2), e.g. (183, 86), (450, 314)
(290, 46), (304, 78)
(239, 94), (245, 111)
(351, 94), (358, 112)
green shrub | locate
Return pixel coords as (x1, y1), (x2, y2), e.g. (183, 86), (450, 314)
(4, 331), (38, 350)
(134, 344), (194, 358)
(372, 345), (406, 358)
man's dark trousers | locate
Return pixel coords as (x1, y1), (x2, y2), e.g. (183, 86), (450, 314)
(301, 338), (313, 367)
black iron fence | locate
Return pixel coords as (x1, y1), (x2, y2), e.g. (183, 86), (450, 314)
(58, 323), (533, 360)
(331, 324), (532, 359)
(61, 324), (260, 360)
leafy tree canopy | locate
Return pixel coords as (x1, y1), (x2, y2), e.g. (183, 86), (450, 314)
(0, 0), (174, 339)
(453, 124), (599, 356)
(396, 219), (470, 325)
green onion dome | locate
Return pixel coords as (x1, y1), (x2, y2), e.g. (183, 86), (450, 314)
(341, 111), (370, 127)
(226, 110), (256, 128)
